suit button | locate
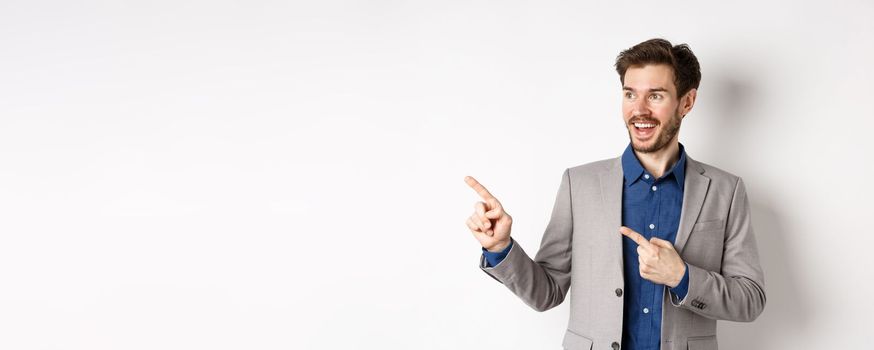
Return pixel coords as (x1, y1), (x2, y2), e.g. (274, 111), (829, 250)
(615, 288), (623, 297)
(611, 341), (620, 349)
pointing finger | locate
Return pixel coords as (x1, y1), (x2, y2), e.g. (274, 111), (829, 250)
(620, 226), (653, 250)
(650, 237), (675, 250)
(464, 176), (497, 201)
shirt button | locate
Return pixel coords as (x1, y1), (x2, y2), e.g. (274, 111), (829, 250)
(651, 185), (658, 191)
(644, 174), (650, 179)
(611, 341), (621, 350)
(615, 288), (623, 297)
(643, 307), (650, 314)
(649, 224), (655, 230)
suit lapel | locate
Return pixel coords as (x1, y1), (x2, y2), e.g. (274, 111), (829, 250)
(599, 157), (625, 277)
(674, 156), (710, 255)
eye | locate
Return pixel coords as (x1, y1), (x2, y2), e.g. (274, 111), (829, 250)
(648, 94), (663, 101)
(625, 92), (635, 99)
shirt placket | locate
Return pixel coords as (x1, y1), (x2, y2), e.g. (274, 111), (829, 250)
(649, 178), (665, 345)
(637, 175), (657, 346)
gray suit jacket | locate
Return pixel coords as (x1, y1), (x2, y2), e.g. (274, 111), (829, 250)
(480, 155), (766, 350)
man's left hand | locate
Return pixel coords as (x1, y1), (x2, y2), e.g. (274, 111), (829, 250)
(620, 226), (686, 288)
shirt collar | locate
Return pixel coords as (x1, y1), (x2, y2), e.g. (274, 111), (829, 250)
(621, 142), (687, 187)
(621, 144), (645, 186)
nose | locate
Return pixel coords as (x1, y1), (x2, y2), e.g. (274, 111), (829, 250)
(631, 97), (650, 118)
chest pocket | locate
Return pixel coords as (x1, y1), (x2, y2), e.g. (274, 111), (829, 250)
(683, 219), (725, 271)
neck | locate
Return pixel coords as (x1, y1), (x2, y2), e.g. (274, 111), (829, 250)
(633, 139), (680, 179)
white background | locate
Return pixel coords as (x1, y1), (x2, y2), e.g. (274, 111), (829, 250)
(1, 1), (872, 349)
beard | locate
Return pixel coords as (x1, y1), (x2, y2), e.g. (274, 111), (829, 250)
(627, 108), (683, 154)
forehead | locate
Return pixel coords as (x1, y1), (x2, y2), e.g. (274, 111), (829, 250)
(623, 64), (675, 93)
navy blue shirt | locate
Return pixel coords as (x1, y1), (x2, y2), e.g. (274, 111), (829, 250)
(483, 143), (690, 350)
(619, 143), (689, 350)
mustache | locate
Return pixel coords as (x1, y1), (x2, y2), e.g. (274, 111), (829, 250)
(628, 117), (660, 125)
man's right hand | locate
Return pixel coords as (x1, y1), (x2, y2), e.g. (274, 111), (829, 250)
(464, 176), (513, 252)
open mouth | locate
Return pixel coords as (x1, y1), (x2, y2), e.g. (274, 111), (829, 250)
(631, 122), (657, 139)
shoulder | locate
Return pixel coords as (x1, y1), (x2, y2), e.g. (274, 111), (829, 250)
(566, 157), (620, 177)
(688, 157), (745, 190)
(557, 157), (621, 190)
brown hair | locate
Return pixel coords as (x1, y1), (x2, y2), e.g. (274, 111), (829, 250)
(615, 38), (701, 98)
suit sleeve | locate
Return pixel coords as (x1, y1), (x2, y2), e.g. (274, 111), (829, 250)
(482, 241), (513, 267)
(669, 177), (767, 322)
(479, 168), (574, 312)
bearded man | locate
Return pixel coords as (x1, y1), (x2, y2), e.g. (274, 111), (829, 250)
(463, 38), (766, 350)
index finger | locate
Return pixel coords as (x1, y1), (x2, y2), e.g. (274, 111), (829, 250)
(464, 176), (496, 201)
(619, 226), (653, 249)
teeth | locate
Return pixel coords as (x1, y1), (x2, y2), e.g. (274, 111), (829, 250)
(634, 123), (656, 128)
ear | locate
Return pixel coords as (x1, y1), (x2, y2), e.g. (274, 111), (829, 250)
(679, 88), (697, 117)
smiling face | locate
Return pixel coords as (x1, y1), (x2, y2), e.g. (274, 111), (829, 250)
(622, 64), (696, 154)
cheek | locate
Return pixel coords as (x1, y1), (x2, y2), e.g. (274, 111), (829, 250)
(653, 105), (678, 119)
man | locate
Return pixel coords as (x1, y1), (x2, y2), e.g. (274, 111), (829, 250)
(463, 38), (766, 350)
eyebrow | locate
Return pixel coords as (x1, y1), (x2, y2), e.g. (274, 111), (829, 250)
(623, 86), (669, 93)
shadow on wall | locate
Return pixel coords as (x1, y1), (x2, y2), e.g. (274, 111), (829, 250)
(718, 201), (812, 349)
(704, 70), (813, 348)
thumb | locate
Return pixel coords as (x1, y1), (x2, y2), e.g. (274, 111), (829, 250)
(649, 237), (675, 250)
(484, 208), (503, 219)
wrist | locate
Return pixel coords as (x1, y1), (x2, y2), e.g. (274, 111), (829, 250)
(669, 262), (687, 288)
(485, 239), (511, 253)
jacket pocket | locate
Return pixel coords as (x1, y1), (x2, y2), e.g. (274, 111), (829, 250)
(561, 329), (593, 350)
(687, 335), (717, 350)
(685, 219), (726, 271)
(692, 219), (725, 232)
